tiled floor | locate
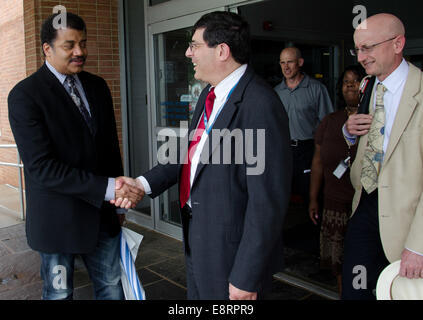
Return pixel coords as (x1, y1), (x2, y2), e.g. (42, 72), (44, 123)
(0, 220), (334, 300)
(0, 184), (336, 300)
(0, 185), (24, 230)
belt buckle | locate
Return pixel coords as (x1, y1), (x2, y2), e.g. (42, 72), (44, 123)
(291, 140), (298, 147)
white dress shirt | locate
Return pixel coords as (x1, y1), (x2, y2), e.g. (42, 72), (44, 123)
(139, 64), (248, 207)
(376, 58), (408, 155)
(343, 58), (409, 156)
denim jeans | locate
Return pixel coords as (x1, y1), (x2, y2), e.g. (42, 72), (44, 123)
(39, 231), (124, 300)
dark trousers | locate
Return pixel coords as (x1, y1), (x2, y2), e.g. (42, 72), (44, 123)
(341, 190), (390, 300)
(182, 205), (270, 300)
(291, 140), (314, 204)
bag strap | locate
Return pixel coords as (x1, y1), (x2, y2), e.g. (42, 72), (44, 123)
(357, 75), (376, 114)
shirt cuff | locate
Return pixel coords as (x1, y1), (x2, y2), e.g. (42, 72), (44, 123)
(104, 177), (115, 201)
(105, 178), (128, 214)
(342, 124), (357, 147)
(137, 176), (152, 195)
(405, 247), (423, 256)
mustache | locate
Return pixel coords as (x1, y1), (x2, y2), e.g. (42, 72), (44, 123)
(69, 56), (86, 63)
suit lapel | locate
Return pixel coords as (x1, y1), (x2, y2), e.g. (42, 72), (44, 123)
(39, 64), (97, 137)
(191, 66), (254, 185)
(40, 64), (76, 110)
(383, 64), (420, 165)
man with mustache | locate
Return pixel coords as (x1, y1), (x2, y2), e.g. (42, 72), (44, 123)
(8, 12), (142, 299)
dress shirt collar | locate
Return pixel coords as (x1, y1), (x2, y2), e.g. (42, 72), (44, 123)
(45, 60), (81, 86)
(376, 58), (409, 94)
(211, 64), (247, 100)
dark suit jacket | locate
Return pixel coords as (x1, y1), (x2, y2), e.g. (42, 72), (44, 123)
(8, 64), (123, 254)
(143, 66), (293, 298)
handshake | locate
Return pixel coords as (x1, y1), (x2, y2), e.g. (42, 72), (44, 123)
(110, 176), (145, 209)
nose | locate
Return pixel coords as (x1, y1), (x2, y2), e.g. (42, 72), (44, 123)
(185, 46), (192, 58)
(356, 50), (367, 63)
(73, 44), (84, 56)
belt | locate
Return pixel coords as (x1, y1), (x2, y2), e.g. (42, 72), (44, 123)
(291, 139), (314, 147)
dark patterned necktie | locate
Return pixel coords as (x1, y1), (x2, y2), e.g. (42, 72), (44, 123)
(65, 76), (95, 135)
(179, 88), (215, 208)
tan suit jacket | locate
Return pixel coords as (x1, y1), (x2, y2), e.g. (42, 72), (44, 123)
(350, 62), (423, 262)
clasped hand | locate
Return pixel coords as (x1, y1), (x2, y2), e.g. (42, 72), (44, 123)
(345, 113), (373, 136)
(110, 176), (145, 209)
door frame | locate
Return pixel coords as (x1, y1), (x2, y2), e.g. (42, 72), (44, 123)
(142, 0), (264, 239)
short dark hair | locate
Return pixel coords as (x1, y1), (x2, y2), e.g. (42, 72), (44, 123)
(40, 12), (86, 55)
(336, 64), (366, 109)
(193, 11), (251, 65)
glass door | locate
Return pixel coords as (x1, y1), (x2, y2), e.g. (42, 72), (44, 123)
(147, 11), (221, 239)
(145, 0), (265, 239)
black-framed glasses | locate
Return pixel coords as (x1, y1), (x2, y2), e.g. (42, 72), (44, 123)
(350, 36), (397, 56)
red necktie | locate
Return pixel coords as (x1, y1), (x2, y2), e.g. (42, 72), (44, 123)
(180, 88), (215, 208)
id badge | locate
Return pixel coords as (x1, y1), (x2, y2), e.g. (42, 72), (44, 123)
(333, 156), (350, 179)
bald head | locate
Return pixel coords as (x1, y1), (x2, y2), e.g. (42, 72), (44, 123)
(356, 13), (405, 39)
(281, 47), (302, 60)
(354, 13), (406, 81)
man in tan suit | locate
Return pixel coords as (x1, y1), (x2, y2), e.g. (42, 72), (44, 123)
(342, 13), (423, 299)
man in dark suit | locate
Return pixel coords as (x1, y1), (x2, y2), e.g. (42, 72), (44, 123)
(114, 11), (292, 300)
(8, 12), (142, 300)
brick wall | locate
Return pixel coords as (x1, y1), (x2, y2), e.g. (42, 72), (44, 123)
(0, 0), (26, 186)
(0, 0), (122, 187)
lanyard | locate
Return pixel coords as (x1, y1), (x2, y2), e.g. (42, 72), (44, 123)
(203, 81), (240, 135)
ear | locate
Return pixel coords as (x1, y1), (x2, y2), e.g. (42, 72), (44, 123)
(43, 43), (52, 57)
(217, 43), (231, 62)
(298, 58), (304, 67)
(393, 35), (406, 54)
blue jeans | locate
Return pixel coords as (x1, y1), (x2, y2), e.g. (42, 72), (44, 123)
(39, 231), (124, 300)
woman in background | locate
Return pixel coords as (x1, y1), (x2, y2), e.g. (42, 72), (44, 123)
(309, 65), (365, 296)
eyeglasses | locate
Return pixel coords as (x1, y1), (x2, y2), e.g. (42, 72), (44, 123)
(350, 36), (397, 56)
(188, 42), (206, 51)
